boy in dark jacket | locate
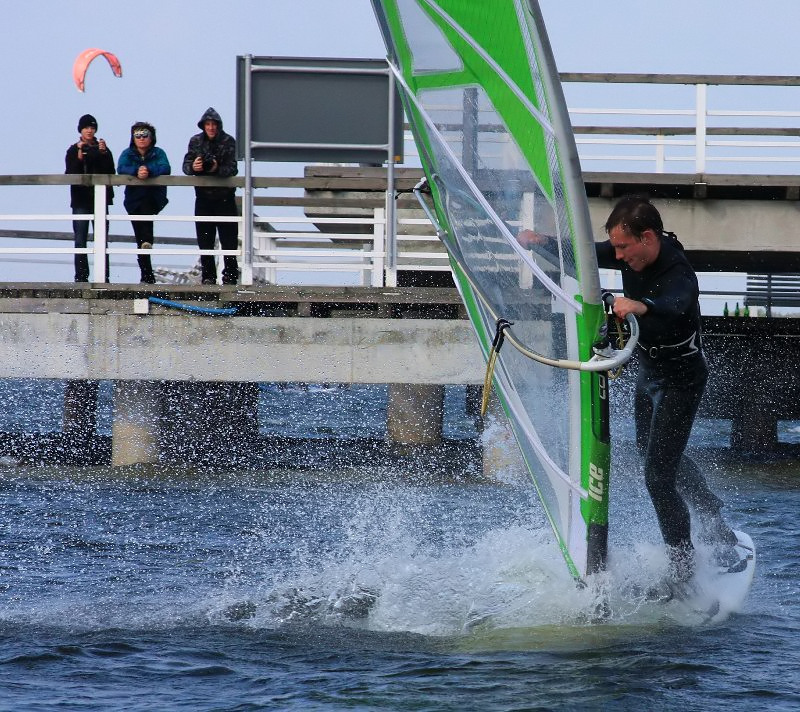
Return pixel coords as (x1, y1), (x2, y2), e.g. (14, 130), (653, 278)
(182, 108), (239, 285)
(65, 114), (115, 282)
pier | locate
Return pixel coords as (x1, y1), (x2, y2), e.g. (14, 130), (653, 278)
(0, 284), (485, 469)
(2, 72), (800, 466)
(0, 283), (797, 469)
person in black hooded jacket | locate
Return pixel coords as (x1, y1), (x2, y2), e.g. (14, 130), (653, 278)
(182, 108), (239, 285)
(596, 195), (739, 584)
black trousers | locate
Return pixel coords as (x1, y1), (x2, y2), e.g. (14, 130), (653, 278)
(634, 352), (724, 550)
(72, 206), (109, 282)
(195, 194), (239, 282)
(126, 198), (158, 280)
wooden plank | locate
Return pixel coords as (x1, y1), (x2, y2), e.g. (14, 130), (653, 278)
(5, 168), (800, 194)
(583, 171), (800, 187)
(0, 286), (466, 316)
(252, 196), (423, 209)
(560, 72), (800, 86)
(574, 126), (800, 137)
(217, 286), (463, 306)
(305, 166), (424, 179)
(299, 177), (422, 190)
(574, 126), (696, 136)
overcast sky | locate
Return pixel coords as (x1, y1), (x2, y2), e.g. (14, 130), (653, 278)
(7, 0), (800, 175)
(4, 0), (800, 282)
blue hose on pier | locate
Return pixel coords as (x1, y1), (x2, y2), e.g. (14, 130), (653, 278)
(147, 296), (238, 316)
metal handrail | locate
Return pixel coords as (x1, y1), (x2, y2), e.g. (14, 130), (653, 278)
(0, 174), (442, 287)
(6, 66), (800, 285)
(0, 170), (789, 310)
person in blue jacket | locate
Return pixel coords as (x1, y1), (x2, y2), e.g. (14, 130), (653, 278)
(595, 195), (738, 584)
(117, 121), (170, 284)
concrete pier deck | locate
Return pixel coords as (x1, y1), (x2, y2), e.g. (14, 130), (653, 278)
(0, 283), (798, 465)
(0, 283), (481, 384)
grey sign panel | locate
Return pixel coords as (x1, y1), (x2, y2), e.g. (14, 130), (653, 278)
(236, 56), (404, 164)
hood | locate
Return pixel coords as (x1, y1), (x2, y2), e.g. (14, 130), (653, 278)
(198, 107), (223, 131)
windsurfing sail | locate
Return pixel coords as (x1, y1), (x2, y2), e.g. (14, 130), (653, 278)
(371, 0), (638, 582)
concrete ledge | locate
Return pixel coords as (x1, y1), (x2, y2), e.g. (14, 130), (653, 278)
(0, 313), (484, 384)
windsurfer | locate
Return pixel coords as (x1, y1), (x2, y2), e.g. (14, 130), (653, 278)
(519, 195), (739, 584)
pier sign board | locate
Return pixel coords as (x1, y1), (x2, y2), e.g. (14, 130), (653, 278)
(236, 56), (404, 164)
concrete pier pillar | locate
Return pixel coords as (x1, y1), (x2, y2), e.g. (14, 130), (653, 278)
(63, 379), (99, 463)
(112, 380), (161, 466)
(63, 379), (98, 438)
(160, 381), (260, 466)
(386, 383), (444, 445)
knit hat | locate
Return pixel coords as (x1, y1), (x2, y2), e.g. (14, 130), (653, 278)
(78, 114), (98, 131)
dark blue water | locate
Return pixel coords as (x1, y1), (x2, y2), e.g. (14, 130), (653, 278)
(0, 382), (799, 710)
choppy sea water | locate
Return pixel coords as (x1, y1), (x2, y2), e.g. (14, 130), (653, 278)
(0, 381), (798, 710)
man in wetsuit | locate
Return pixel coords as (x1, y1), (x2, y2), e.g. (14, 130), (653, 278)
(596, 195), (737, 583)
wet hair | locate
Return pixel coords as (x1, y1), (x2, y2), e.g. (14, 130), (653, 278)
(604, 195), (665, 240)
(129, 121), (157, 146)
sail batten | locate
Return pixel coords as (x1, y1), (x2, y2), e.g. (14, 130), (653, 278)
(390, 63), (581, 313)
(413, 0), (556, 135)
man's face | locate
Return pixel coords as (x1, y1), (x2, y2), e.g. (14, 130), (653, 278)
(203, 120), (219, 139)
(80, 126), (96, 142)
(608, 225), (658, 272)
(132, 128), (152, 152)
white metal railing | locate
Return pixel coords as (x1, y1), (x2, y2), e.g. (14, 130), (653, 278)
(0, 176), (446, 287)
(0, 185), (244, 285)
(403, 76), (800, 175)
(250, 211), (450, 287)
(0, 173), (783, 309)
(561, 73), (800, 174)
(253, 211), (388, 287)
(3, 72), (800, 288)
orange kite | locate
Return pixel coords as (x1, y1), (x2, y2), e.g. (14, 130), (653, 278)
(73, 48), (122, 92)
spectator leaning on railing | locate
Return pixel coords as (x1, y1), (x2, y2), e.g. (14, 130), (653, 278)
(117, 121), (171, 284)
(65, 114), (115, 283)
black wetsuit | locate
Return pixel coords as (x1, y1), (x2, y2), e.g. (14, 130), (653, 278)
(596, 234), (724, 552)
